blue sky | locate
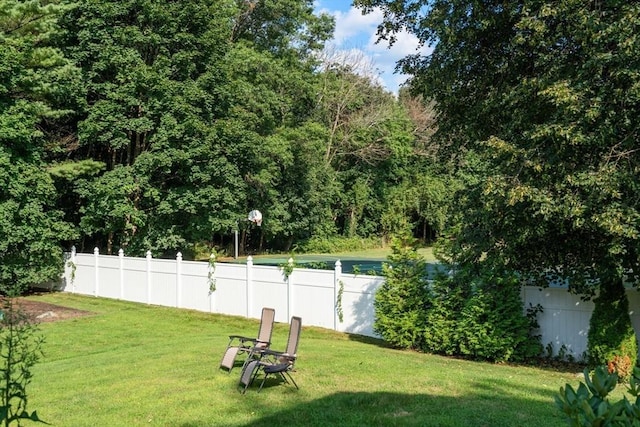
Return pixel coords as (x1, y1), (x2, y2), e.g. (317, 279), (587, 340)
(313, 1), (429, 94)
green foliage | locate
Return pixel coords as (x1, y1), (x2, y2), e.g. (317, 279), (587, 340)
(278, 258), (296, 281)
(0, 299), (45, 426)
(375, 238), (541, 361)
(0, 150), (76, 294)
(555, 366), (640, 426)
(587, 278), (638, 376)
(422, 271), (467, 356)
(454, 270), (542, 362)
(2, 0), (449, 262)
(374, 235), (430, 349)
(0, 0), (77, 294)
(301, 236), (382, 254)
(207, 251), (216, 294)
(356, 0), (640, 368)
(424, 268), (542, 362)
(336, 280), (344, 323)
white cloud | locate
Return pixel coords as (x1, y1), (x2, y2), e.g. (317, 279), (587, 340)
(315, 5), (429, 93)
(333, 7), (384, 46)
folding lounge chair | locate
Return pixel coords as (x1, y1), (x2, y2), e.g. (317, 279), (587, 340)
(239, 316), (301, 393)
(220, 307), (275, 373)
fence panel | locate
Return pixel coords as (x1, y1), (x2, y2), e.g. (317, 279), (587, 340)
(121, 256), (149, 303)
(290, 268), (335, 329)
(180, 260), (211, 312)
(95, 255), (120, 300)
(338, 275), (384, 336)
(148, 258), (179, 307)
(213, 263), (248, 317)
(523, 286), (594, 359)
(70, 254), (95, 295)
(62, 249), (640, 360)
(251, 265), (289, 323)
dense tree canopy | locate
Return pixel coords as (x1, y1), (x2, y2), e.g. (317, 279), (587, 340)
(355, 0), (640, 361)
(0, 0), (77, 293)
(1, 0), (450, 290)
(356, 0), (640, 291)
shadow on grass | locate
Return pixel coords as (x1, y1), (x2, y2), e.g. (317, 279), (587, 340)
(174, 372), (567, 427)
(345, 332), (394, 349)
(180, 387), (565, 427)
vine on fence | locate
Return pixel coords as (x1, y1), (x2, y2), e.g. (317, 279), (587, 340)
(279, 257), (296, 281)
(66, 259), (76, 287)
(207, 251), (217, 294)
(336, 280), (344, 323)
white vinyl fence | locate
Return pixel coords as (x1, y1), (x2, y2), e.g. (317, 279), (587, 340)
(61, 248), (640, 360)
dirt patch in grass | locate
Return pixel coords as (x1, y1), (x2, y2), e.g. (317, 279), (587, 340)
(3, 298), (93, 323)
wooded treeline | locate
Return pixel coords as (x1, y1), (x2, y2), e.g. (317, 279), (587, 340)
(1, 0), (450, 290)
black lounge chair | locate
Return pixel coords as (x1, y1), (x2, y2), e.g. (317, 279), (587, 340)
(239, 315), (301, 393)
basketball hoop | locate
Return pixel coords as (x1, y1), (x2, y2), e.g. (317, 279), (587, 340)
(247, 209), (262, 227)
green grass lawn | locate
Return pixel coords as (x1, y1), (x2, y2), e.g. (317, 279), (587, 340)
(22, 293), (580, 426)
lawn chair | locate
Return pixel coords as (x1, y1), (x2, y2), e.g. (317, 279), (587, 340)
(220, 307), (275, 373)
(239, 316), (301, 393)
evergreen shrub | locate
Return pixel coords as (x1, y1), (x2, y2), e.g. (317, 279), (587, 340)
(375, 242), (543, 361)
(374, 235), (430, 349)
(587, 278), (638, 381)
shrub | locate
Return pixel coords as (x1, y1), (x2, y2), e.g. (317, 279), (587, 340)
(0, 298), (45, 426)
(587, 278), (638, 379)
(454, 269), (542, 362)
(374, 235), (430, 349)
(376, 241), (543, 361)
(555, 365), (640, 426)
(422, 272), (467, 356)
(300, 236), (382, 253)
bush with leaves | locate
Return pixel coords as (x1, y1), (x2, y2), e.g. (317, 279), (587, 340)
(374, 235), (431, 350)
(425, 267), (542, 362)
(454, 269), (542, 362)
(422, 271), (467, 356)
(0, 298), (45, 426)
(555, 365), (640, 426)
(587, 278), (638, 380)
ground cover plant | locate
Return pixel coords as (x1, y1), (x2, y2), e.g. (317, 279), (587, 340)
(20, 293), (603, 426)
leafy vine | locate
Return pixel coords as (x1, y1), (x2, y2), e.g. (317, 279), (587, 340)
(336, 280), (344, 323)
(66, 259), (77, 286)
(279, 257), (296, 281)
(207, 251), (217, 294)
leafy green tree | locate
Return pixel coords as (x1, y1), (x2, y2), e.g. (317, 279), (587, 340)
(313, 54), (434, 241)
(57, 0), (340, 256)
(0, 0), (77, 292)
(356, 0), (640, 361)
(57, 0), (246, 254)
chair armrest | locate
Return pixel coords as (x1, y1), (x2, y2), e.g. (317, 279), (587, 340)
(228, 335), (254, 343)
(260, 349), (295, 360)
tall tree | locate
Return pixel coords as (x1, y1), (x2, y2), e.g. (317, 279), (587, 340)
(60, 0), (336, 256)
(356, 1), (640, 361)
(58, 0), (245, 255)
(0, 0), (77, 292)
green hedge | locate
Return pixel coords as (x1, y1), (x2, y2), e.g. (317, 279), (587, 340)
(375, 238), (542, 362)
